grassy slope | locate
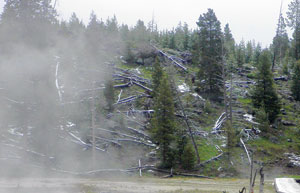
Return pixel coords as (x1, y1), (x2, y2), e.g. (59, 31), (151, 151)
(117, 56), (300, 176)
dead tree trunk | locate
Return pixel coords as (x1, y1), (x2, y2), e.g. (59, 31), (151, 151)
(91, 83), (96, 169)
(259, 167), (264, 193)
(250, 155), (253, 193)
(229, 72), (233, 125)
(221, 42), (228, 119)
(169, 76), (200, 164)
(249, 153), (257, 193)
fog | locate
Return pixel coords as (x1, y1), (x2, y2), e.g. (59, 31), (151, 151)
(0, 1), (151, 186)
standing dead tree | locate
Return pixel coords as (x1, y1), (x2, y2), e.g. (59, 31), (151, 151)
(259, 166), (264, 193)
(167, 71), (201, 164)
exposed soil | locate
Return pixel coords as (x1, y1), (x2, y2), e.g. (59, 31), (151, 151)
(0, 177), (276, 193)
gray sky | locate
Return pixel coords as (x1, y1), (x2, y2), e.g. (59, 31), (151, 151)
(0, 0), (292, 46)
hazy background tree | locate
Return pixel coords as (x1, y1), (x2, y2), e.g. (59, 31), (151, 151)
(287, 0), (300, 60)
(272, 12), (289, 71)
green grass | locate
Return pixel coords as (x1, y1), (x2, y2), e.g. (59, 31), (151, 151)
(198, 141), (219, 162)
(249, 138), (286, 163)
(238, 97), (251, 105)
(159, 190), (223, 193)
(279, 174), (300, 178)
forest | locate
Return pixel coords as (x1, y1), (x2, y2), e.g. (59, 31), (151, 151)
(0, 0), (300, 193)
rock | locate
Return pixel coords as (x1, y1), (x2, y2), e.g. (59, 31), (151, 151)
(284, 153), (300, 168)
(280, 109), (287, 115)
(288, 96), (294, 101)
(270, 136), (280, 144)
(274, 76), (288, 81)
(282, 120), (296, 126)
(218, 173), (226, 178)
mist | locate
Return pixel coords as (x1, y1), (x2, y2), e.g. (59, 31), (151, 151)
(0, 1), (152, 185)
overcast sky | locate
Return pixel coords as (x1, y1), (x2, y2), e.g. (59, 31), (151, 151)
(0, 0), (292, 46)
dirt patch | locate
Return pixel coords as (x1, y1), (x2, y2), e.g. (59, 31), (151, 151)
(0, 177), (276, 193)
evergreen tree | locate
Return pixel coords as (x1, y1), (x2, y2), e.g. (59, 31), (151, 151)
(105, 15), (119, 34)
(168, 30), (176, 50)
(196, 9), (223, 101)
(251, 50), (281, 123)
(252, 43), (262, 66)
(104, 79), (115, 112)
(287, 0), (300, 60)
(225, 121), (236, 149)
(245, 41), (253, 64)
(68, 12), (86, 38)
(0, 0), (57, 48)
(181, 142), (196, 170)
(151, 73), (176, 168)
(223, 23), (235, 56)
(291, 60), (300, 101)
(152, 57), (163, 98)
(236, 40), (246, 66)
(191, 31), (200, 65)
(256, 107), (271, 135)
(272, 13), (289, 70)
(183, 23), (190, 50)
(124, 41), (135, 64)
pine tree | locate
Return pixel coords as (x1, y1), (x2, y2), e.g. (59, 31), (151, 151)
(151, 57), (163, 98)
(287, 0), (300, 60)
(236, 40), (246, 66)
(252, 43), (262, 66)
(196, 9), (223, 101)
(168, 31), (176, 50)
(256, 107), (270, 135)
(0, 0), (57, 47)
(104, 79), (115, 112)
(191, 31), (200, 65)
(151, 73), (176, 168)
(272, 13), (289, 71)
(291, 60), (300, 101)
(181, 142), (196, 170)
(246, 41), (253, 64)
(251, 50), (281, 123)
(183, 23), (190, 50)
(224, 23), (235, 57)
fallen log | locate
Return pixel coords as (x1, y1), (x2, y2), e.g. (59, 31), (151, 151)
(132, 81), (153, 92)
(117, 89), (123, 103)
(274, 76), (288, 81)
(150, 44), (188, 72)
(115, 138), (156, 147)
(68, 132), (106, 152)
(212, 112), (226, 131)
(114, 82), (132, 88)
(88, 135), (122, 148)
(199, 153), (224, 166)
(142, 166), (212, 179)
(123, 127), (150, 139)
(115, 95), (138, 104)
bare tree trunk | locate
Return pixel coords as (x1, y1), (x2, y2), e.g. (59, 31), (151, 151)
(229, 72), (233, 125)
(91, 84), (96, 169)
(259, 167), (264, 193)
(249, 153), (253, 193)
(169, 72), (200, 164)
(222, 57), (228, 118)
